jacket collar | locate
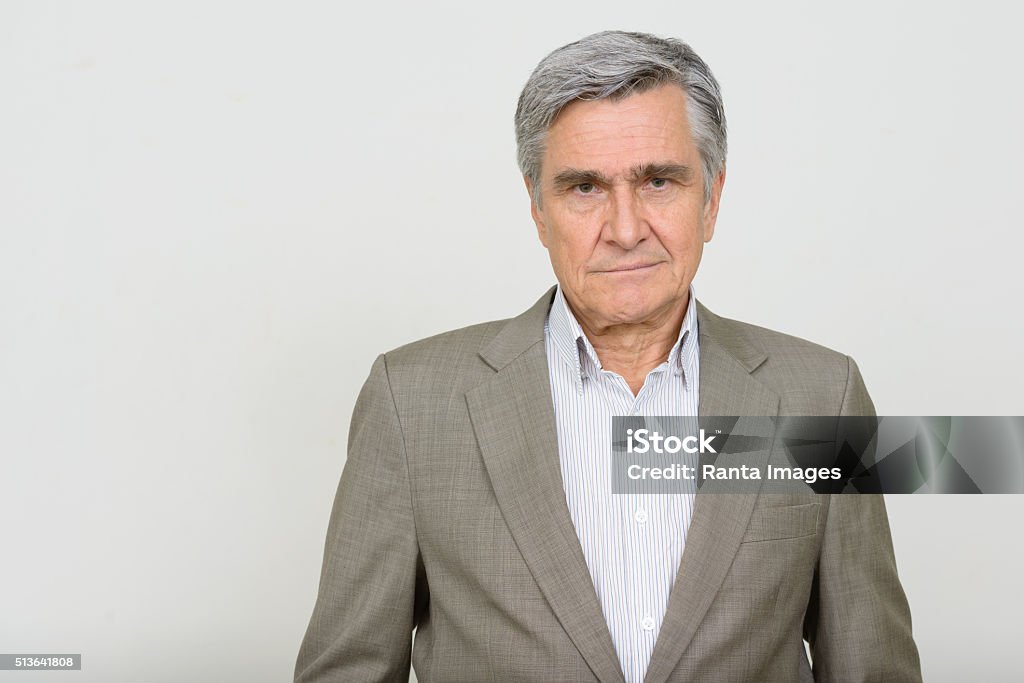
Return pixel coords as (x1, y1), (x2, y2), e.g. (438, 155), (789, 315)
(479, 285), (768, 377)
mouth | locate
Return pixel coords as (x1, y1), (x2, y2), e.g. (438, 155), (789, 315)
(597, 262), (662, 274)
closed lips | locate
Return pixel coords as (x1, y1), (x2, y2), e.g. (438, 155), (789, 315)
(601, 263), (660, 272)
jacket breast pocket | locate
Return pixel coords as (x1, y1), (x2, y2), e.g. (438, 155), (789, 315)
(740, 502), (820, 543)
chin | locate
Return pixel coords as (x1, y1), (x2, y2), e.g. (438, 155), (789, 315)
(598, 299), (663, 326)
(598, 289), (684, 325)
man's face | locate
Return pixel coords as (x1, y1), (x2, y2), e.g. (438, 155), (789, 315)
(527, 84), (724, 331)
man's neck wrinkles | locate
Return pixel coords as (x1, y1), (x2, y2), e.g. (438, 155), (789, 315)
(577, 298), (687, 379)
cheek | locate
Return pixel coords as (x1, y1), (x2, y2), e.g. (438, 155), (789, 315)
(655, 209), (706, 255)
(548, 220), (599, 269)
(556, 244), (593, 279)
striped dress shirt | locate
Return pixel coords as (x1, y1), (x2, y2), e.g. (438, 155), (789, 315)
(543, 285), (701, 683)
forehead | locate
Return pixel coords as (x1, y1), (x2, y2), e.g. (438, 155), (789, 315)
(542, 84), (696, 176)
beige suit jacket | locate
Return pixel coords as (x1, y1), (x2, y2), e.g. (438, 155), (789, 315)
(295, 287), (922, 682)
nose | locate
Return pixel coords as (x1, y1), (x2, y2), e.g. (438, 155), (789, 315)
(604, 188), (649, 250)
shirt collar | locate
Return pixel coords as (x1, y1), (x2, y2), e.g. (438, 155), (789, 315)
(547, 284), (699, 394)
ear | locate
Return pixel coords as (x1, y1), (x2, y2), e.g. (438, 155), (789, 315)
(701, 166), (726, 243)
(525, 176), (549, 248)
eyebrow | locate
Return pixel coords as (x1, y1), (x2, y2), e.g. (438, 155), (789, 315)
(550, 162), (696, 191)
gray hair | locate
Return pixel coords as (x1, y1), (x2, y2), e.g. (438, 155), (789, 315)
(515, 30), (727, 206)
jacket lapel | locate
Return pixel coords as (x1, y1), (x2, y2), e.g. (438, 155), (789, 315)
(466, 287), (626, 683)
(642, 301), (781, 683)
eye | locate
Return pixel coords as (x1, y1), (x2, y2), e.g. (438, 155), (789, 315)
(650, 177), (668, 189)
(577, 182), (596, 194)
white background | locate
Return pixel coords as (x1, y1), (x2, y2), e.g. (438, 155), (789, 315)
(2, 1), (1022, 681)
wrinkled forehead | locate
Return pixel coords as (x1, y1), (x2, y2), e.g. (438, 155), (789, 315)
(541, 84), (698, 179)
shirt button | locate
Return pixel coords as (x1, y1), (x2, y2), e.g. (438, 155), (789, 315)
(641, 616), (656, 631)
(634, 509), (648, 524)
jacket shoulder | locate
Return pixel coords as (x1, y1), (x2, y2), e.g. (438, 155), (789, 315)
(377, 318), (508, 390)
(700, 305), (861, 411)
(712, 312), (849, 366)
(379, 287), (556, 385)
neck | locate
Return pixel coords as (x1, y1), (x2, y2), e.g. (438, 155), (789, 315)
(570, 292), (689, 395)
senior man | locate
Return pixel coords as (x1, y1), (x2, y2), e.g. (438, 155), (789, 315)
(295, 31), (922, 682)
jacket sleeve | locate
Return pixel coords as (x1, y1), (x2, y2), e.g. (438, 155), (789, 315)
(804, 356), (923, 682)
(295, 354), (425, 682)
